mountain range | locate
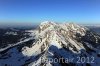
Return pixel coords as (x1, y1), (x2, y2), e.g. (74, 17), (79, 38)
(0, 21), (100, 66)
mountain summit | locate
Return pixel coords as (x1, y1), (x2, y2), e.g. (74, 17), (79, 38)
(0, 21), (100, 66)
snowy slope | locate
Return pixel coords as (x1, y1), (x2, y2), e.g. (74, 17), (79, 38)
(0, 21), (100, 66)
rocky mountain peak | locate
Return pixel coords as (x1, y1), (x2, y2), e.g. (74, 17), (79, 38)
(0, 22), (100, 66)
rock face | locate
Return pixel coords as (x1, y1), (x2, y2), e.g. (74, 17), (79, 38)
(0, 21), (100, 66)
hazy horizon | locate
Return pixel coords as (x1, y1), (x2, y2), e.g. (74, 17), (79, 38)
(0, 21), (100, 28)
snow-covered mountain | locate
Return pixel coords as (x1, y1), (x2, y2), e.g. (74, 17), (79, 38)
(0, 21), (100, 66)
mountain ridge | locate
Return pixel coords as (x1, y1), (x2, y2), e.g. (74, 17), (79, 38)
(0, 21), (100, 66)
